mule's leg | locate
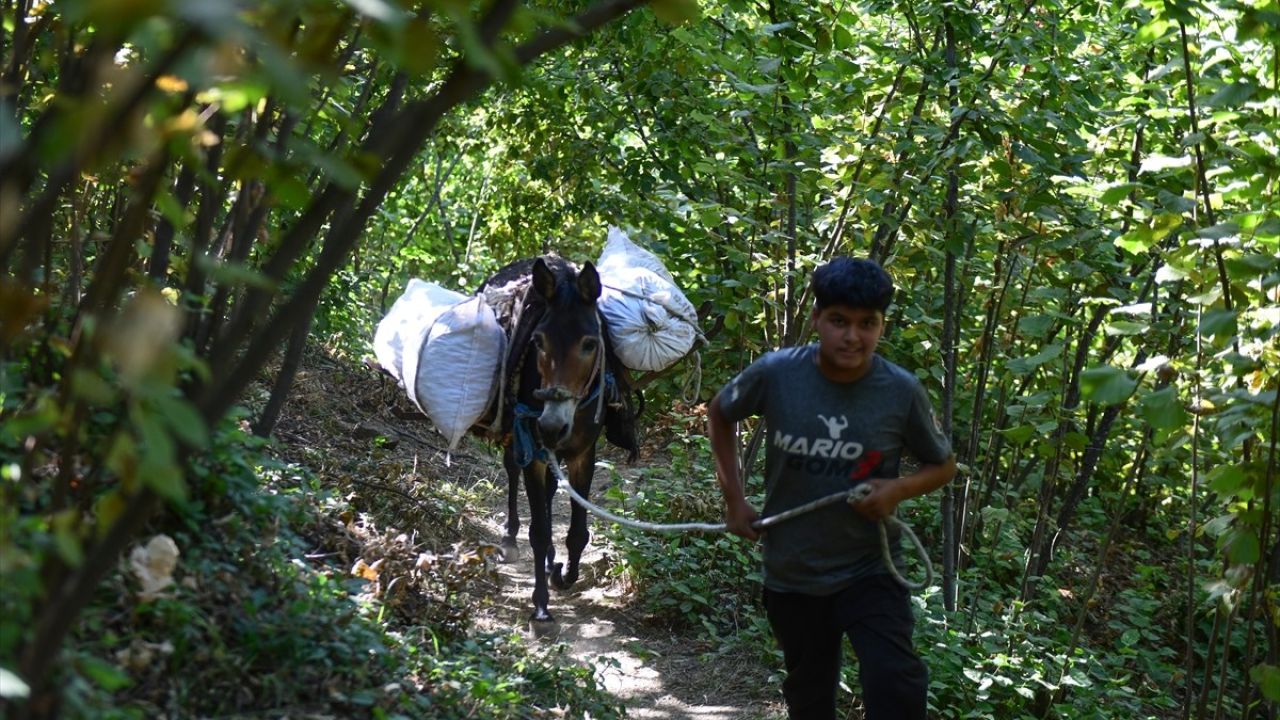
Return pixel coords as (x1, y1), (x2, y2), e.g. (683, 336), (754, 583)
(500, 445), (520, 562)
(543, 464), (557, 576)
(523, 461), (557, 630)
(552, 447), (595, 591)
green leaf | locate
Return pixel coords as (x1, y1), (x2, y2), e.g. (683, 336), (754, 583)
(0, 397), (60, 443)
(151, 393), (210, 450)
(93, 490), (128, 540)
(651, 0), (700, 25)
(1100, 183), (1140, 205)
(1251, 664), (1280, 701)
(77, 655), (132, 692)
(1139, 386), (1187, 429)
(1224, 527), (1260, 565)
(1198, 309), (1237, 339)
(1137, 17), (1172, 42)
(71, 369), (118, 406)
(1000, 425), (1036, 445)
(1080, 366), (1138, 405)
(196, 254), (277, 291)
(52, 509), (83, 567)
(140, 454), (188, 504)
(1006, 343), (1063, 375)
(1203, 81), (1257, 108)
(1208, 464), (1246, 496)
(270, 173), (310, 210)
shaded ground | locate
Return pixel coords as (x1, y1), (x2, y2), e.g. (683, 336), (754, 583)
(474, 453), (782, 719)
(273, 349), (784, 718)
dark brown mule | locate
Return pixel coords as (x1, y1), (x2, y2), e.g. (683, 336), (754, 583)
(477, 256), (638, 632)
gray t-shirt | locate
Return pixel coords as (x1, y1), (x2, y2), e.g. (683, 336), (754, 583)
(717, 345), (952, 595)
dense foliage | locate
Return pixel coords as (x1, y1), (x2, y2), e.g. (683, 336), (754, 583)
(1, 0), (1276, 717)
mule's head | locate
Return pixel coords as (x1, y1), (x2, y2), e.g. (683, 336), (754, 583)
(530, 257), (603, 449)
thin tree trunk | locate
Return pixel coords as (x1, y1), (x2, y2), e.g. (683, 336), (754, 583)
(254, 307), (316, 438)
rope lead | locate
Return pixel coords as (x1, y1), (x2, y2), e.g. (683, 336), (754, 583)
(543, 454), (934, 591)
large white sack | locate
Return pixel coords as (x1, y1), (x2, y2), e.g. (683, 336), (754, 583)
(596, 227), (700, 372)
(373, 279), (466, 393)
(597, 225), (676, 283)
(415, 294), (506, 450)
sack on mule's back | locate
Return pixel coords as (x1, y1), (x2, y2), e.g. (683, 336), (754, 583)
(374, 279), (467, 393)
(414, 294), (505, 450)
(596, 226), (699, 372)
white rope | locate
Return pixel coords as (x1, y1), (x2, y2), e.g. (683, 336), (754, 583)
(544, 454), (934, 591)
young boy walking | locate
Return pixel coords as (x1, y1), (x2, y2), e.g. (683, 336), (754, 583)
(708, 257), (956, 719)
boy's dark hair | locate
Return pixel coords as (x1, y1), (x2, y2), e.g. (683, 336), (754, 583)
(811, 257), (895, 313)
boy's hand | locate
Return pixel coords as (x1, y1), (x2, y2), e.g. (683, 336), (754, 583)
(725, 499), (761, 541)
(853, 479), (901, 521)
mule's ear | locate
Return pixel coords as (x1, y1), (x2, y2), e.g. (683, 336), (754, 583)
(578, 261), (602, 302)
(532, 257), (557, 301)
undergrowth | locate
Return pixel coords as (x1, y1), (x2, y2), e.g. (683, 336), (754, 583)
(602, 406), (1247, 720)
(5, 407), (625, 719)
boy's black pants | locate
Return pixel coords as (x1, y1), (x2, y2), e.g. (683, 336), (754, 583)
(763, 575), (928, 720)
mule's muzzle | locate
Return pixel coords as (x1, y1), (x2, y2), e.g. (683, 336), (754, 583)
(537, 399), (578, 449)
(538, 415), (573, 448)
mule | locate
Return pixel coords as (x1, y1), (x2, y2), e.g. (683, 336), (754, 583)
(476, 256), (638, 633)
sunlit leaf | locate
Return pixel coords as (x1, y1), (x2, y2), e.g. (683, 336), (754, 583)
(1138, 155), (1192, 174)
(339, 0), (408, 24)
(0, 668), (29, 699)
(1104, 319), (1148, 336)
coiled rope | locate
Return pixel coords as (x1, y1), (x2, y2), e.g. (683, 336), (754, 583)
(543, 453), (934, 591)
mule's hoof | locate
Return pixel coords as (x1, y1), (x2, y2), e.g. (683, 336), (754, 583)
(550, 562), (566, 589)
(529, 616), (560, 640)
(499, 537), (519, 563)
(551, 562), (579, 591)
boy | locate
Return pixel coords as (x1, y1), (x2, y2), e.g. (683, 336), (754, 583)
(707, 257), (956, 719)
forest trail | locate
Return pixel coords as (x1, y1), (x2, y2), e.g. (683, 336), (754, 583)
(473, 459), (782, 719)
(278, 354), (782, 717)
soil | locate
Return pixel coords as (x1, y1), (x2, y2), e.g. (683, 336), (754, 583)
(473, 452), (784, 719)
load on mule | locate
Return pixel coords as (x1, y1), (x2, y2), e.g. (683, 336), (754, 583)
(373, 228), (699, 628)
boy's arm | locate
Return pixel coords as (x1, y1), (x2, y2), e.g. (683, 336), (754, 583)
(854, 455), (957, 522)
(707, 394), (761, 541)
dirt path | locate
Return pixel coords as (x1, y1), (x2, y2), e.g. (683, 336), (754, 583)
(473, 462), (783, 719)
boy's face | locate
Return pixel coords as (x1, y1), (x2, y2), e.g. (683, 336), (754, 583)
(811, 304), (884, 382)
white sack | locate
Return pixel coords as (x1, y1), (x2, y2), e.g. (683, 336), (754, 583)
(596, 226), (700, 372)
(373, 279), (466, 396)
(597, 225), (676, 283)
(415, 295), (505, 450)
